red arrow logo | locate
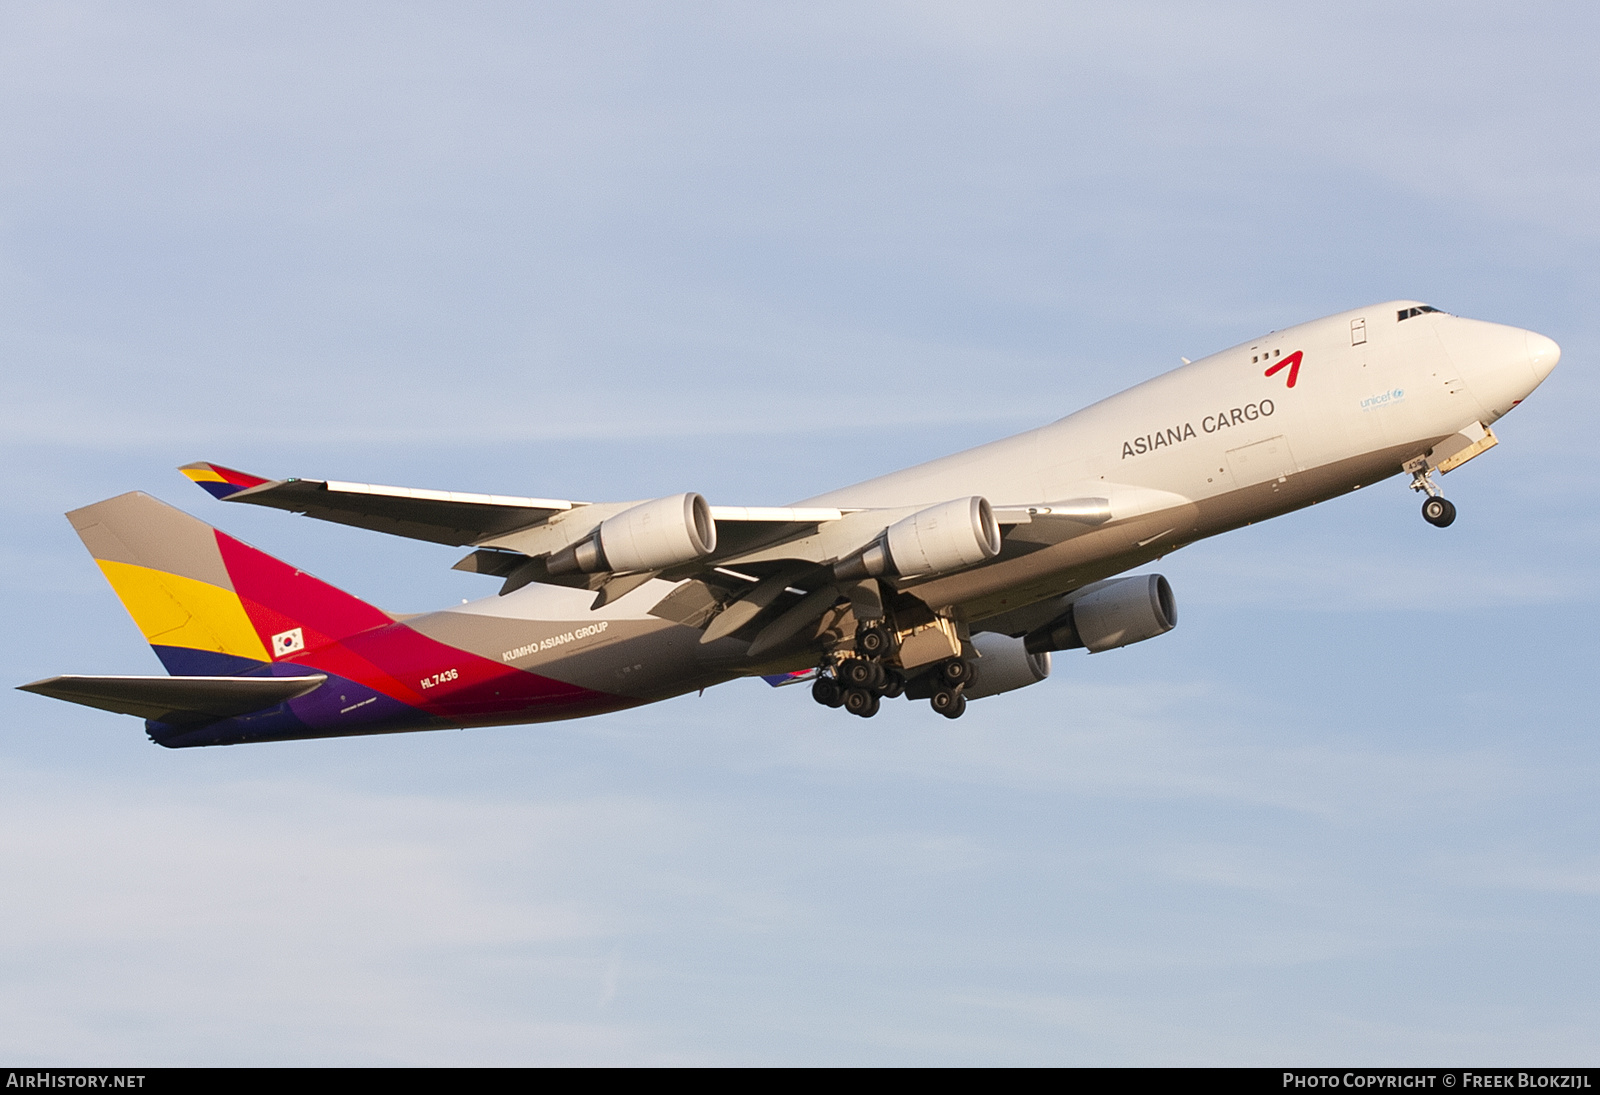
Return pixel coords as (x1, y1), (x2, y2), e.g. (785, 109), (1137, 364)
(1264, 350), (1303, 388)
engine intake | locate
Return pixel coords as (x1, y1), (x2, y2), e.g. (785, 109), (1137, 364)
(548, 493), (717, 575)
(835, 497), (1002, 581)
(1025, 574), (1177, 654)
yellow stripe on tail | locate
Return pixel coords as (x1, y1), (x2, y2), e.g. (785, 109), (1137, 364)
(95, 560), (271, 662)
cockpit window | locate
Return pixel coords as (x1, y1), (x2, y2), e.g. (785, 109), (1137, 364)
(1397, 305), (1443, 321)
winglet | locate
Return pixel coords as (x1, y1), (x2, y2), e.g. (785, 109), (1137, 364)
(179, 462), (272, 500)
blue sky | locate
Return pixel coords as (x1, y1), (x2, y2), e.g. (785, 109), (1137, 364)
(2, 2), (1597, 1064)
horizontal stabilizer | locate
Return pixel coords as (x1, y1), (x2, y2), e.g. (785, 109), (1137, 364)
(761, 670), (816, 687)
(18, 674), (327, 727)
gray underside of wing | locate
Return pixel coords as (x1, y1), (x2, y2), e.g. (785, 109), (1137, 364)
(18, 675), (329, 727)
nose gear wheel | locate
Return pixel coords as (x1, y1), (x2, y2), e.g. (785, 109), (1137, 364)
(1421, 496), (1456, 527)
(1407, 459), (1457, 528)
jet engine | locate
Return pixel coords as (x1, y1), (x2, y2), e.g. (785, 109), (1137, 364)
(1025, 574), (1176, 654)
(963, 632), (1052, 700)
(547, 493), (717, 575)
(834, 496), (1002, 581)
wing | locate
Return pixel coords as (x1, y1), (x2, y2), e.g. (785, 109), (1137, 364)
(180, 462), (576, 546)
(180, 462), (850, 593)
(175, 463), (1135, 648)
(181, 462), (846, 554)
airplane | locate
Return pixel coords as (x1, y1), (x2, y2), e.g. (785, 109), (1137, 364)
(19, 301), (1561, 748)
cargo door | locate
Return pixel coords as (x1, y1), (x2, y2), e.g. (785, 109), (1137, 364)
(1226, 435), (1299, 489)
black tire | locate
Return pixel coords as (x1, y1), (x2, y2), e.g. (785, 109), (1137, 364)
(1422, 497), (1457, 528)
(879, 666), (906, 699)
(844, 688), (877, 717)
(940, 692), (967, 720)
(939, 658), (971, 687)
(812, 676), (843, 708)
(857, 624), (890, 658)
(840, 659), (877, 689)
(930, 687), (959, 715)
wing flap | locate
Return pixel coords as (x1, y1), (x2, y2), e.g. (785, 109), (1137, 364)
(18, 674), (328, 727)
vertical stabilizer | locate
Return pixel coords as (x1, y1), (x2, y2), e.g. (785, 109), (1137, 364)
(68, 492), (392, 676)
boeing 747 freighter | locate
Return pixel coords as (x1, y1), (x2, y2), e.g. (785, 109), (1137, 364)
(20, 302), (1560, 746)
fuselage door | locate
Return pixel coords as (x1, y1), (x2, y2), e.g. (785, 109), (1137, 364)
(1351, 318), (1367, 346)
(1226, 435), (1299, 489)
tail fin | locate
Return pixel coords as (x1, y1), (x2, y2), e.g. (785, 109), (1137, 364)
(68, 492), (393, 676)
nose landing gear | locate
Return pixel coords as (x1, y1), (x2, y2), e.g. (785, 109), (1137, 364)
(1407, 460), (1457, 528)
(1421, 496), (1457, 528)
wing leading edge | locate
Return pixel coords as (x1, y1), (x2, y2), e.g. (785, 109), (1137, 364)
(180, 462), (850, 585)
(175, 463), (1106, 621)
(180, 462), (577, 546)
(181, 463), (846, 552)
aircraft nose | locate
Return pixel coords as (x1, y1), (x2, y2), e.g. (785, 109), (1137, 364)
(1526, 330), (1561, 383)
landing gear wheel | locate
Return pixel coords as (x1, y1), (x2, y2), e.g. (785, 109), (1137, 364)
(812, 676), (844, 708)
(878, 666), (906, 699)
(939, 658), (971, 688)
(1421, 496), (1457, 528)
(856, 623), (891, 658)
(930, 687), (966, 718)
(844, 688), (880, 718)
(839, 658), (883, 690)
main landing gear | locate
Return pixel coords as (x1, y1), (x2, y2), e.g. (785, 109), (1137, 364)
(925, 656), (970, 720)
(1408, 462), (1457, 528)
(811, 623), (972, 720)
(812, 656), (901, 719)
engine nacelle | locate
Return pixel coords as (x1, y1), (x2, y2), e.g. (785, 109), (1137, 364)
(1025, 574), (1177, 654)
(964, 632), (1051, 700)
(548, 493), (717, 574)
(835, 497), (1001, 581)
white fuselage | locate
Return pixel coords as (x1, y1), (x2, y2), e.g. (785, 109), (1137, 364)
(805, 300), (1555, 513)
(428, 300), (1558, 704)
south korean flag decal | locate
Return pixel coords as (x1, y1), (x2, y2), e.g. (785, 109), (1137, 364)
(272, 627), (306, 658)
